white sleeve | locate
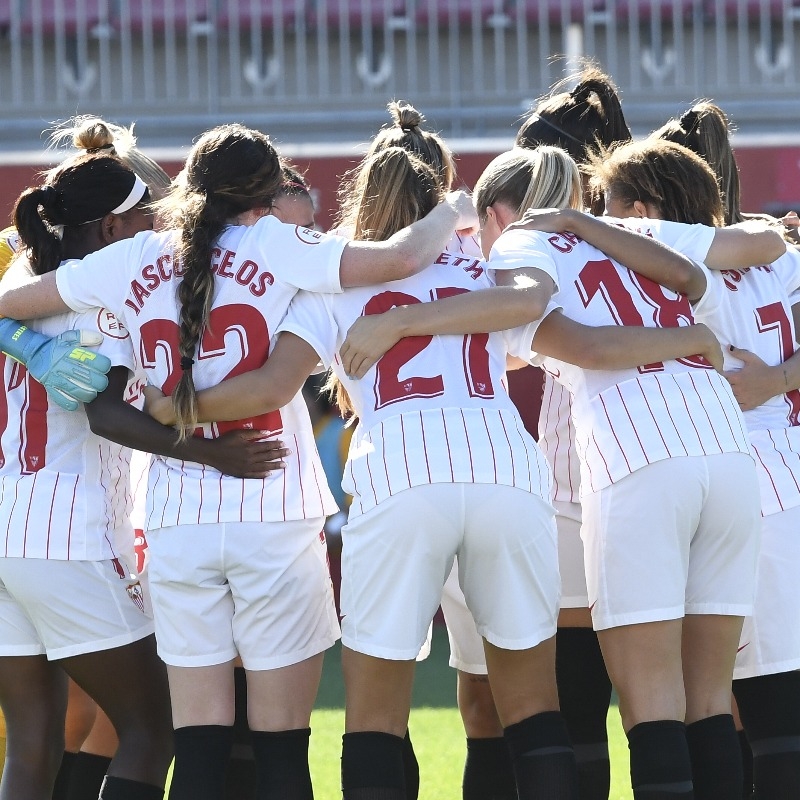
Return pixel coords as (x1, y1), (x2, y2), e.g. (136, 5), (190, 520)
(772, 247), (800, 296)
(55, 238), (140, 314)
(487, 229), (560, 291)
(504, 299), (563, 365)
(634, 218), (716, 263)
(687, 262), (726, 317)
(252, 217), (348, 295)
(275, 290), (339, 368)
(83, 308), (136, 372)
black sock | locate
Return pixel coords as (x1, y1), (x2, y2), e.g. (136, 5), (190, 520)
(556, 627), (612, 800)
(504, 711), (578, 799)
(227, 666), (256, 799)
(250, 728), (312, 800)
(627, 720), (693, 799)
(462, 737), (516, 800)
(99, 776), (164, 800)
(65, 752), (113, 800)
(52, 751), (79, 800)
(401, 730), (419, 800)
(738, 730), (753, 799)
(341, 731), (406, 800)
(686, 714), (742, 799)
(169, 724), (234, 800)
(734, 671), (800, 800)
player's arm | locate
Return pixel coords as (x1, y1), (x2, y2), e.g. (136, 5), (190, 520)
(86, 368), (290, 479)
(0, 270), (71, 320)
(530, 311), (723, 373)
(146, 333), (321, 426)
(339, 269), (555, 378)
(704, 220), (786, 270)
(338, 190), (479, 287)
(510, 207), (708, 302)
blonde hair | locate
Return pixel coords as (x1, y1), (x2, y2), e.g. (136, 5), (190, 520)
(329, 146), (444, 418)
(474, 146), (582, 223)
(49, 115), (172, 200)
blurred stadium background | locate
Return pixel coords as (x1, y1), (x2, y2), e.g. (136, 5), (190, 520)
(0, 0), (799, 232)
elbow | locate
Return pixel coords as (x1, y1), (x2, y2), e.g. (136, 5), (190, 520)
(766, 230), (788, 263)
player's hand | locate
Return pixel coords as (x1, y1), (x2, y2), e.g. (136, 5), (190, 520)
(508, 207), (575, 234)
(26, 329), (112, 411)
(205, 430), (291, 479)
(446, 190), (479, 236)
(340, 311), (404, 379)
(142, 384), (176, 426)
(724, 346), (785, 411)
(696, 325), (724, 374)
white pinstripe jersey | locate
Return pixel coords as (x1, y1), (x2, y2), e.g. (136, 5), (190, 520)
(278, 253), (553, 518)
(690, 247), (800, 515)
(537, 372), (580, 503)
(56, 217), (348, 529)
(0, 305), (135, 560)
(490, 221), (751, 496)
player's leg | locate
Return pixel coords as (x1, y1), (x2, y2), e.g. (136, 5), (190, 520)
(52, 679), (97, 800)
(556, 499), (613, 800)
(73, 708), (119, 798)
(226, 662), (256, 800)
(59, 634), (173, 799)
(583, 459), (707, 799)
(683, 452), (762, 800)
(339, 487), (462, 800)
(729, 502), (800, 800)
(459, 485), (576, 799)
(440, 565), (515, 800)
(228, 518), (339, 800)
(0, 655), (67, 800)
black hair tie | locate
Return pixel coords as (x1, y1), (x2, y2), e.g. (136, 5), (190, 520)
(180, 356), (195, 370)
(38, 185), (62, 207)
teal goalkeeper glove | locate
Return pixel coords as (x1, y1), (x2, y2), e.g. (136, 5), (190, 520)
(0, 318), (112, 411)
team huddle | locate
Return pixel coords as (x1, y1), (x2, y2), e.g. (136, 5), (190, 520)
(0, 66), (798, 800)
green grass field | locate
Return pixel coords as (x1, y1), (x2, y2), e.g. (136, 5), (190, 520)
(308, 627), (634, 799)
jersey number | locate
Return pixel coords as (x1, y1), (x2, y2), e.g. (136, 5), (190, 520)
(576, 258), (710, 373)
(139, 304), (283, 436)
(0, 356), (48, 473)
(364, 288), (495, 411)
(755, 302), (800, 425)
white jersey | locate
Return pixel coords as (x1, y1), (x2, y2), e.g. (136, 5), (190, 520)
(55, 217), (348, 529)
(490, 224), (751, 496)
(690, 247), (800, 515)
(537, 371), (580, 503)
(0, 307), (135, 560)
(277, 251), (553, 518)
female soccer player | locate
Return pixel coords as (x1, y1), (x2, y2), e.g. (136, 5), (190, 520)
(0, 122), (479, 800)
(583, 134), (800, 800)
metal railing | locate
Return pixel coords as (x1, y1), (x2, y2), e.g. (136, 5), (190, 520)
(0, 1), (798, 146)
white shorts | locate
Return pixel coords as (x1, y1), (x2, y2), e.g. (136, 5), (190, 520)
(147, 519), (340, 670)
(0, 557), (153, 660)
(555, 500), (586, 609)
(432, 499), (585, 674)
(735, 503), (800, 679)
(581, 453), (760, 632)
(340, 483), (559, 660)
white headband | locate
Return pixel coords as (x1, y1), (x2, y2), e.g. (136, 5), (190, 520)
(111, 174), (148, 214)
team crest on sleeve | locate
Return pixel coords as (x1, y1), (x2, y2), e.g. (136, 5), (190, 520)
(126, 580), (146, 613)
(294, 226), (324, 245)
(96, 309), (130, 340)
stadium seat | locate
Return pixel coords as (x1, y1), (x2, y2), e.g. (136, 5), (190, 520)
(414, 0), (516, 27)
(520, 0), (701, 24)
(703, 0), (797, 20)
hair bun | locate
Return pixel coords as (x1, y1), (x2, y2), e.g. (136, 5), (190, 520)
(679, 108), (701, 132)
(388, 100), (423, 132)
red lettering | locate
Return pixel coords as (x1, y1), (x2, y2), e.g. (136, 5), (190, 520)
(250, 271), (274, 297)
(156, 254), (172, 282)
(435, 252), (450, 265)
(130, 280), (151, 307)
(218, 250), (235, 278)
(236, 260), (258, 286)
(141, 264), (159, 291)
(548, 234), (573, 254)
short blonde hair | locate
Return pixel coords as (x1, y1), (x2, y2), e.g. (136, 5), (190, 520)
(474, 146), (582, 222)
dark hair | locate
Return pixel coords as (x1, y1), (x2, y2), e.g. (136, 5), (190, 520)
(653, 101), (743, 226)
(516, 67), (631, 162)
(586, 138), (725, 228)
(158, 123), (283, 436)
(276, 164), (311, 198)
(364, 100), (456, 191)
(12, 153), (144, 275)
